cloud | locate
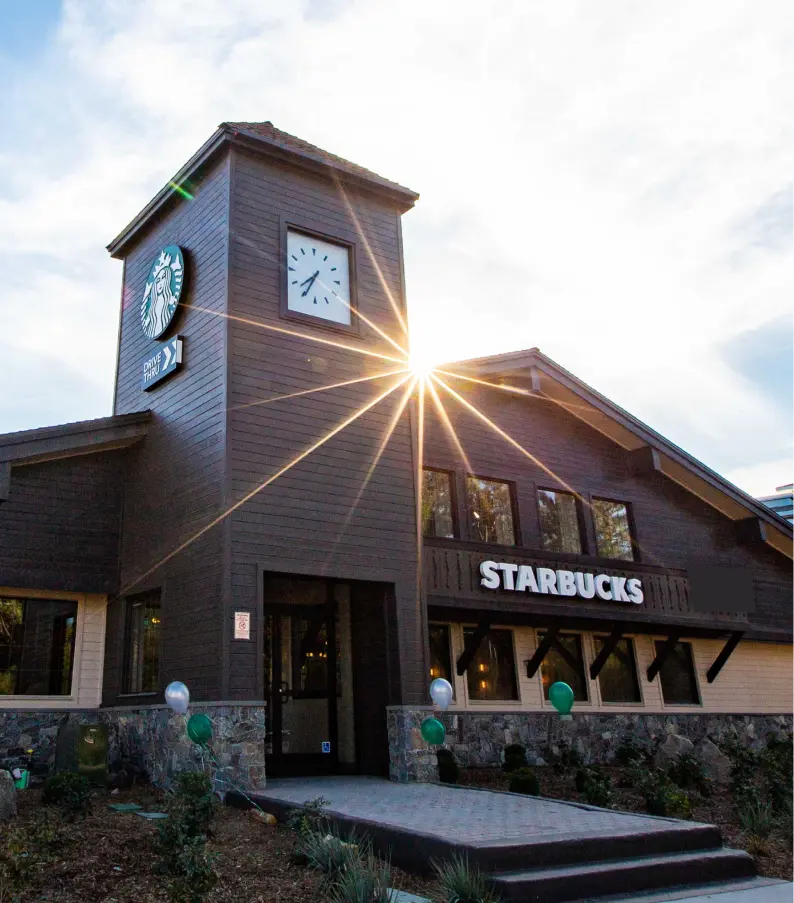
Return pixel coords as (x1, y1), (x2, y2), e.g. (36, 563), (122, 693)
(0, 0), (790, 500)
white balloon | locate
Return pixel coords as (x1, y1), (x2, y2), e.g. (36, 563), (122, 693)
(429, 678), (454, 711)
(165, 681), (190, 715)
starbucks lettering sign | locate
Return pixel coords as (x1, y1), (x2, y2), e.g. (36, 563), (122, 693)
(479, 560), (644, 604)
(140, 245), (185, 339)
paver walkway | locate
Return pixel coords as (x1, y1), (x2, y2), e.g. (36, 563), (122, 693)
(258, 775), (699, 843)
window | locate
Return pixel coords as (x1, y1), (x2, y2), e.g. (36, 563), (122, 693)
(464, 628), (518, 701)
(595, 636), (641, 703)
(538, 489), (583, 554)
(655, 640), (700, 705)
(428, 624), (452, 682)
(422, 470), (456, 538)
(124, 593), (162, 694)
(538, 632), (588, 702)
(0, 598), (77, 696)
(592, 498), (635, 561)
(467, 477), (516, 545)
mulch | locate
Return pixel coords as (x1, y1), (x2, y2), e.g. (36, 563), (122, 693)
(458, 765), (793, 882)
(5, 788), (439, 903)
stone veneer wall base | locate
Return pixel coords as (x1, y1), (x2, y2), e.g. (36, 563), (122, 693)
(0, 703), (266, 793)
(386, 707), (793, 781)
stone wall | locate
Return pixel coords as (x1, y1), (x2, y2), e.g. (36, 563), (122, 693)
(0, 703), (267, 793)
(0, 710), (96, 773)
(99, 703), (267, 794)
(387, 707), (793, 780)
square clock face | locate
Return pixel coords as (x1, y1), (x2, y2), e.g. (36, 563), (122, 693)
(286, 230), (351, 326)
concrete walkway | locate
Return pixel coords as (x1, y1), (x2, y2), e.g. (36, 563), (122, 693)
(247, 776), (761, 902)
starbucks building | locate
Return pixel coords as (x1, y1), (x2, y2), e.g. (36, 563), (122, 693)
(0, 122), (791, 787)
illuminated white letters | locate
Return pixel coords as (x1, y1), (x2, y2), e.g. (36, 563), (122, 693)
(477, 560), (643, 605)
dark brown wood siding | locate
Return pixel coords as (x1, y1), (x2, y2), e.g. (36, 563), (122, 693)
(106, 153), (232, 705)
(225, 148), (421, 703)
(0, 453), (126, 594)
(422, 380), (792, 639)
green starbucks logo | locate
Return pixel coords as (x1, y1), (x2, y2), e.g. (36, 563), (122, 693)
(140, 245), (185, 339)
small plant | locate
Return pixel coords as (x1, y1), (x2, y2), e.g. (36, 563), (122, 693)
(719, 735), (760, 799)
(629, 764), (690, 819)
(502, 744), (527, 773)
(437, 749), (460, 784)
(666, 752), (712, 796)
(42, 771), (91, 820)
(614, 738), (646, 767)
(760, 736), (793, 814)
(297, 823), (366, 883)
(164, 835), (218, 903)
(331, 851), (394, 903)
(433, 852), (500, 903)
(737, 792), (775, 840)
(508, 767), (539, 796)
(0, 827), (34, 890)
(286, 796), (331, 840)
(575, 766), (613, 808)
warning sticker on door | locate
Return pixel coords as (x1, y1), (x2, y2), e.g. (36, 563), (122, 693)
(321, 742), (331, 754)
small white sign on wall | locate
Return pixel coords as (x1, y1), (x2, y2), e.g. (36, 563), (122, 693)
(234, 611), (251, 640)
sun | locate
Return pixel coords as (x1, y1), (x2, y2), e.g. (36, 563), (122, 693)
(408, 347), (440, 380)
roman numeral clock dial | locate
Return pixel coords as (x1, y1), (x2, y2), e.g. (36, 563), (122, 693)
(286, 230), (352, 326)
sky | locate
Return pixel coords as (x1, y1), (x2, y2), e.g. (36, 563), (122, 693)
(0, 0), (791, 498)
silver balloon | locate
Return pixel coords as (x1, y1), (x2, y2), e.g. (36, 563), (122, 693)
(429, 678), (454, 711)
(165, 681), (190, 715)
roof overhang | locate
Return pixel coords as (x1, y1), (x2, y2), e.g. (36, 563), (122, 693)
(107, 125), (419, 259)
(0, 411), (151, 469)
(443, 350), (793, 560)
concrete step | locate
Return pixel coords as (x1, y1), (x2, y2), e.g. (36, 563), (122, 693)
(470, 824), (723, 874)
(491, 847), (756, 903)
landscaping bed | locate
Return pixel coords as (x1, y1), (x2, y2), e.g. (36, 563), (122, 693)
(459, 763), (793, 881)
(1, 785), (440, 903)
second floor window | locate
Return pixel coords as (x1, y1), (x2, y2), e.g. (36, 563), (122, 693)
(467, 476), (516, 545)
(538, 489), (583, 554)
(422, 470), (455, 538)
(592, 498), (635, 561)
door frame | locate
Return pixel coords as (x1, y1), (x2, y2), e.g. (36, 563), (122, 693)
(263, 576), (344, 776)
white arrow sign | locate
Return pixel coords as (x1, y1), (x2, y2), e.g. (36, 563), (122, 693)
(162, 343), (173, 368)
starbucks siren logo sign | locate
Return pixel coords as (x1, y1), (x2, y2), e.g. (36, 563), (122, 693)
(140, 245), (184, 339)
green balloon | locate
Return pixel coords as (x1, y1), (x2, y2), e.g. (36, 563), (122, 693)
(420, 717), (446, 745)
(548, 681), (574, 715)
(187, 713), (213, 746)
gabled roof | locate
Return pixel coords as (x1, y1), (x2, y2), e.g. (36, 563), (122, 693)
(443, 348), (793, 560)
(0, 411), (151, 468)
(107, 122), (419, 258)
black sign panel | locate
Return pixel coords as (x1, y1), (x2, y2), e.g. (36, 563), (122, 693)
(141, 336), (183, 391)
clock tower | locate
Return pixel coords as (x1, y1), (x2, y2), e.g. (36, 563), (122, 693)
(105, 121), (423, 774)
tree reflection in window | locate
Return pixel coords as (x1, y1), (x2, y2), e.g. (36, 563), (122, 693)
(592, 498), (635, 561)
(467, 477), (515, 545)
(464, 628), (518, 701)
(538, 489), (582, 554)
(422, 470), (455, 538)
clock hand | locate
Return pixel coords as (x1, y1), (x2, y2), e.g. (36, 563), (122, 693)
(301, 270), (320, 296)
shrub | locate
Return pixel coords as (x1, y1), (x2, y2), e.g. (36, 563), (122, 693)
(153, 772), (219, 903)
(286, 796), (331, 841)
(173, 772), (216, 836)
(760, 736), (793, 814)
(719, 736), (760, 799)
(433, 852), (500, 903)
(297, 824), (366, 884)
(502, 744), (527, 773)
(330, 852), (394, 903)
(42, 772), (91, 820)
(666, 752), (712, 796)
(437, 749), (460, 784)
(629, 764), (690, 819)
(738, 791), (776, 859)
(614, 738), (645, 767)
(508, 767), (539, 796)
(543, 741), (581, 773)
(575, 767), (613, 808)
